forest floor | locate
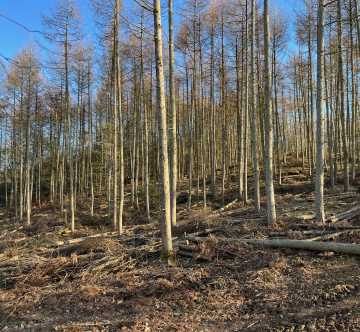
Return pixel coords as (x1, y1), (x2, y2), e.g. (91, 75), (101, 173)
(1, 168), (360, 331)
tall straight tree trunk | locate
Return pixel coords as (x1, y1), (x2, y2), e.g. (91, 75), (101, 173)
(140, 13), (150, 222)
(315, 0), (325, 223)
(236, 37), (244, 201)
(272, 46), (281, 184)
(117, 56), (124, 233)
(199, 20), (206, 209)
(250, 0), (261, 213)
(25, 76), (31, 226)
(263, 0), (276, 225)
(349, 1), (356, 182)
(221, 13), (227, 206)
(307, 10), (315, 177)
(112, 0), (120, 231)
(243, 0), (249, 203)
(168, 0), (177, 226)
(153, 0), (174, 263)
(337, 0), (349, 192)
(64, 27), (75, 233)
(87, 59), (94, 217)
(19, 87), (24, 222)
(210, 22), (216, 198)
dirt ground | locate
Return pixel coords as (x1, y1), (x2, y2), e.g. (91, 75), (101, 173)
(0, 174), (360, 331)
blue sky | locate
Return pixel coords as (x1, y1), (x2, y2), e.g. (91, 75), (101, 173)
(0, 0), (300, 63)
(0, 0), (94, 58)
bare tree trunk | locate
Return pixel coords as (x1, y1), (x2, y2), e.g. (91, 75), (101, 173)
(315, 0), (325, 223)
(243, 0), (249, 203)
(263, 0), (276, 225)
(337, 0), (349, 192)
(117, 56), (124, 234)
(210, 23), (216, 198)
(140, 13), (150, 222)
(168, 0), (177, 226)
(153, 0), (174, 263)
(250, 0), (261, 213)
(112, 0), (120, 231)
(64, 26), (75, 233)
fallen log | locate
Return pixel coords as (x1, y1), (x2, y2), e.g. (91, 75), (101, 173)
(291, 224), (360, 231)
(269, 230), (333, 238)
(325, 191), (358, 199)
(187, 236), (360, 256)
(53, 231), (118, 246)
(184, 227), (224, 238)
(307, 229), (360, 241)
(307, 231), (349, 241)
(327, 205), (360, 223)
(0, 226), (24, 239)
(213, 199), (238, 214)
(177, 247), (211, 261)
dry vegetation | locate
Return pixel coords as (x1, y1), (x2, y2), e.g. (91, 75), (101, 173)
(1, 169), (360, 331)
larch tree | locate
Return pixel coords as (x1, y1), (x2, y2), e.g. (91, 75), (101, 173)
(263, 0), (277, 225)
(315, 0), (325, 222)
(250, 0), (261, 213)
(43, 0), (81, 232)
(153, 0), (174, 263)
(168, 0), (177, 227)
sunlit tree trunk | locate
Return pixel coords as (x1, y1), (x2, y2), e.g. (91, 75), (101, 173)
(168, 0), (177, 226)
(263, 0), (276, 225)
(153, 0), (174, 263)
(315, 0), (325, 223)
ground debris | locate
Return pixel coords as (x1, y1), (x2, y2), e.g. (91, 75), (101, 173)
(1, 185), (360, 331)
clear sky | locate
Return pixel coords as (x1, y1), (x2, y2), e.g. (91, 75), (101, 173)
(0, 0), (94, 59)
(0, 0), (301, 63)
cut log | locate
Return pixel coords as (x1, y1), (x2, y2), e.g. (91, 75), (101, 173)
(177, 249), (211, 261)
(239, 239), (360, 255)
(0, 226), (24, 239)
(291, 224), (360, 231)
(53, 232), (118, 246)
(307, 229), (360, 241)
(294, 212), (316, 221)
(327, 205), (360, 223)
(185, 227), (224, 238)
(213, 199), (238, 214)
(269, 230), (333, 238)
(187, 236), (360, 256)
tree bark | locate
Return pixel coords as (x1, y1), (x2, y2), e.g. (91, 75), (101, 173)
(315, 0), (325, 223)
(263, 0), (277, 225)
(153, 0), (174, 263)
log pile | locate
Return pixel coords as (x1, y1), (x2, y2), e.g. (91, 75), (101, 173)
(327, 205), (360, 223)
(177, 204), (360, 259)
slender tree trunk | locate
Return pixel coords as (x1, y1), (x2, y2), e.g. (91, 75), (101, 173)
(251, 0), (261, 213)
(263, 0), (276, 225)
(112, 0), (120, 231)
(153, 0), (174, 263)
(337, 0), (349, 191)
(315, 0), (325, 223)
(168, 0), (177, 226)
